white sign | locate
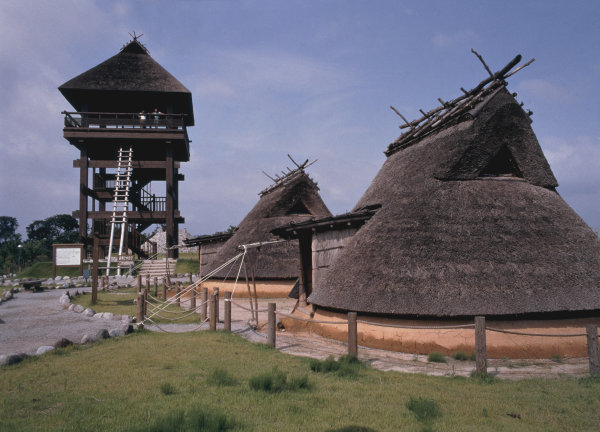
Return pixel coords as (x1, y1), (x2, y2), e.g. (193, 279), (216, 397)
(56, 247), (81, 266)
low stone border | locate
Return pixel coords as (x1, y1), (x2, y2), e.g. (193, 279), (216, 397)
(0, 291), (136, 367)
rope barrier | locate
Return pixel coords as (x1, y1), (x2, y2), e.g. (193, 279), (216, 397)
(486, 327), (587, 338)
(357, 319), (476, 330)
(229, 299), (269, 313)
(144, 316), (210, 333)
(276, 311), (344, 325)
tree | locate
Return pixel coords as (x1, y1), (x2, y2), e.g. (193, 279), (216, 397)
(25, 214), (79, 262)
(0, 216), (21, 244)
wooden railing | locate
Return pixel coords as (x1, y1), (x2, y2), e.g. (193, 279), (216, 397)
(62, 111), (187, 130)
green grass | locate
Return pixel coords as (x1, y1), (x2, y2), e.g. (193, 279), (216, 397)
(452, 351), (476, 361)
(175, 254), (198, 275)
(248, 368), (311, 393)
(17, 261), (82, 279)
(309, 355), (366, 378)
(71, 288), (202, 324)
(427, 352), (446, 363)
(406, 396), (442, 424)
(1, 331), (600, 431)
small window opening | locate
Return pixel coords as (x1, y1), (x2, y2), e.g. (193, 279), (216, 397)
(479, 146), (522, 178)
(286, 200), (311, 215)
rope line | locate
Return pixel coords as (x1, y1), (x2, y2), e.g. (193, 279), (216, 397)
(357, 319), (476, 330)
(486, 327), (587, 338)
(230, 300), (268, 313)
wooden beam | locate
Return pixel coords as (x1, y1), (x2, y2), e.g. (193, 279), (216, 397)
(79, 148), (88, 241)
(74, 160), (180, 169)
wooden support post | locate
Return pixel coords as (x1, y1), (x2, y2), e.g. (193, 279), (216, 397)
(145, 273), (150, 295)
(190, 286), (196, 311)
(91, 234), (99, 305)
(475, 316), (487, 375)
(268, 302), (276, 348)
(224, 291), (232, 331)
(348, 312), (358, 357)
(136, 292), (144, 323)
(587, 324), (600, 376)
(176, 283), (181, 307)
(214, 287), (220, 323)
(153, 277), (158, 297)
(137, 274), (142, 294)
(209, 293), (217, 331)
(143, 288), (148, 318)
(162, 277), (167, 299)
(189, 273), (193, 284)
(201, 287), (208, 322)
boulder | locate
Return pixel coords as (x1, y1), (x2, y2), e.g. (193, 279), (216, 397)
(102, 312), (114, 320)
(81, 333), (97, 344)
(54, 276), (63, 281)
(93, 312), (104, 319)
(0, 353), (27, 366)
(36, 346), (55, 355)
(108, 328), (125, 338)
(73, 304), (85, 313)
(83, 308), (95, 317)
(54, 338), (73, 349)
(59, 294), (71, 306)
(96, 329), (110, 339)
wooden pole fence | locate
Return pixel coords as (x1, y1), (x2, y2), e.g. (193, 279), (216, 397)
(268, 303), (276, 347)
(348, 312), (357, 357)
(475, 316), (487, 375)
(201, 287), (208, 322)
(209, 293), (217, 331)
(587, 324), (600, 376)
(224, 291), (232, 331)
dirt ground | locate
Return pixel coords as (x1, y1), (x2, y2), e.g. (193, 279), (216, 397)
(1, 288), (591, 379)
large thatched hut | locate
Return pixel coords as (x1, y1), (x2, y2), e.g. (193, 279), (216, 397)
(275, 56), (600, 358)
(200, 166), (331, 298)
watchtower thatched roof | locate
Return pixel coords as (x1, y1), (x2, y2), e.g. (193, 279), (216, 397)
(59, 39), (194, 124)
(310, 56), (600, 318)
(205, 166), (331, 279)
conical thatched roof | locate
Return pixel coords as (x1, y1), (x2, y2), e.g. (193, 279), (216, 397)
(59, 39), (194, 124)
(310, 86), (600, 318)
(206, 169), (331, 279)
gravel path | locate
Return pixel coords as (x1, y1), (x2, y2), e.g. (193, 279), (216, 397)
(0, 288), (128, 356)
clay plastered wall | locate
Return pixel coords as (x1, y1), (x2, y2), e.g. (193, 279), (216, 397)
(281, 309), (600, 359)
(200, 279), (296, 298)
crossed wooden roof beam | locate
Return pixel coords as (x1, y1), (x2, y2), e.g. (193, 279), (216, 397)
(386, 50), (534, 156)
(259, 154), (318, 196)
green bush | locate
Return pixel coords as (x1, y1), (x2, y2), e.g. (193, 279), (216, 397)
(128, 407), (236, 432)
(249, 368), (311, 393)
(160, 382), (177, 395)
(309, 355), (365, 378)
(207, 368), (238, 387)
(406, 397), (442, 423)
(427, 352), (446, 363)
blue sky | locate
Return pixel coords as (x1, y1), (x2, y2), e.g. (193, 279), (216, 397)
(1, 0), (599, 237)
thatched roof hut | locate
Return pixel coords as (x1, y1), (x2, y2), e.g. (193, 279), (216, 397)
(59, 39), (194, 125)
(205, 167), (331, 280)
(184, 231), (236, 277)
(309, 70), (600, 318)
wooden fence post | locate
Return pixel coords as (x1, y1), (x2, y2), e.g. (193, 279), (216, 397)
(209, 293), (217, 331)
(268, 303), (277, 347)
(146, 273), (150, 294)
(153, 277), (158, 297)
(214, 287), (220, 323)
(587, 324), (600, 376)
(190, 286), (197, 311)
(475, 316), (487, 375)
(162, 277), (167, 299)
(224, 291), (232, 331)
(136, 292), (144, 324)
(176, 283), (181, 307)
(201, 287), (208, 322)
(348, 312), (358, 357)
(143, 288), (148, 318)
(189, 273), (193, 284)
(137, 274), (142, 294)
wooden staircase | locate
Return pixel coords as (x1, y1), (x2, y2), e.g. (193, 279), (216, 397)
(138, 258), (177, 279)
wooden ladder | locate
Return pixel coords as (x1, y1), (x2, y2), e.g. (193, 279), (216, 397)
(106, 146), (133, 276)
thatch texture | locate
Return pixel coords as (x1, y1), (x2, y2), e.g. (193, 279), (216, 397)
(206, 170), (331, 279)
(311, 88), (600, 317)
(59, 40), (194, 124)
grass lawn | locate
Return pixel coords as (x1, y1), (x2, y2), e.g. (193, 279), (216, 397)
(71, 288), (203, 325)
(17, 262), (82, 279)
(1, 331), (599, 431)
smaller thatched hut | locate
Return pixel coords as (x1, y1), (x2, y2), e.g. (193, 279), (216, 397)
(183, 230), (236, 277)
(199, 165), (331, 298)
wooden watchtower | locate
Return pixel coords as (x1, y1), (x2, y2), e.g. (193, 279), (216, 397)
(59, 38), (193, 273)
